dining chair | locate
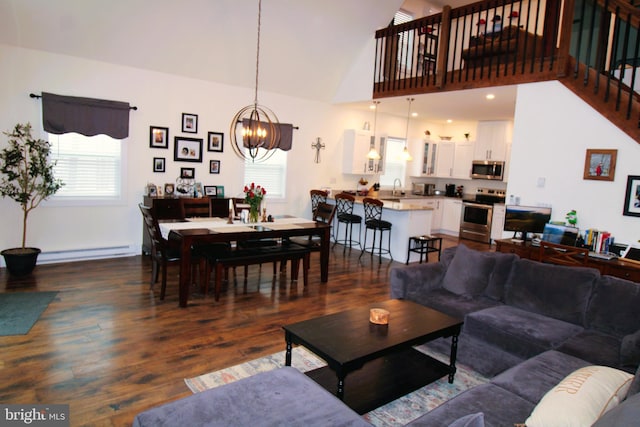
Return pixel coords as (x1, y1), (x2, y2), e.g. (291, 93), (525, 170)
(288, 202), (336, 250)
(538, 240), (589, 266)
(309, 189), (329, 218)
(359, 197), (393, 262)
(181, 198), (211, 218)
(139, 203), (183, 300)
(332, 192), (362, 252)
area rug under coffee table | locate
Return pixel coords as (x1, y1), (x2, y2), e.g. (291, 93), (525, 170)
(0, 292), (57, 336)
(185, 345), (487, 427)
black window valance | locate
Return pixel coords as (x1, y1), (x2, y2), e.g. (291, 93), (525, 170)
(241, 120), (294, 151)
(42, 92), (131, 139)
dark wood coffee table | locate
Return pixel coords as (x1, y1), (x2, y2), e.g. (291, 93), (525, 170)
(283, 299), (463, 414)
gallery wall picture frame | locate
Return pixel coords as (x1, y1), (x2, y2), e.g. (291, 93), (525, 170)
(623, 175), (640, 217)
(149, 126), (169, 148)
(164, 183), (175, 196)
(153, 157), (165, 172)
(207, 131), (224, 152)
(216, 186), (225, 197)
(583, 149), (617, 181)
(174, 137), (203, 162)
(182, 113), (198, 133)
(204, 185), (217, 196)
(210, 160), (221, 174)
(180, 167), (195, 179)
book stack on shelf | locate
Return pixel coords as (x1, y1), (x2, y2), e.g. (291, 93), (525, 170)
(583, 229), (614, 253)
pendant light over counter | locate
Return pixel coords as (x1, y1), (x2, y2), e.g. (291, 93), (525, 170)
(367, 101), (381, 160)
(229, 0), (279, 163)
(402, 98), (414, 162)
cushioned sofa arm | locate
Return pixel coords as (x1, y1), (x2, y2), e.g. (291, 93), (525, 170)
(390, 263), (446, 299)
(621, 328), (640, 368)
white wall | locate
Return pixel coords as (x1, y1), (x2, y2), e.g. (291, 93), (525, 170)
(508, 81), (640, 243)
(0, 44), (371, 261)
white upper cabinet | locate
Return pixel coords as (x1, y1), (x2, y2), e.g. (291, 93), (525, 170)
(343, 129), (374, 175)
(435, 141), (474, 179)
(473, 121), (513, 161)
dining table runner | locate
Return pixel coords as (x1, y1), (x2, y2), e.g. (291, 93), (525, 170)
(159, 217), (315, 240)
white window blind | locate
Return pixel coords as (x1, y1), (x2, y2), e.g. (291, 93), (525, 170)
(48, 132), (123, 201)
(244, 149), (287, 199)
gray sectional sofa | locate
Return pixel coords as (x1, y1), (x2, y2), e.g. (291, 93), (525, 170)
(133, 244), (640, 426)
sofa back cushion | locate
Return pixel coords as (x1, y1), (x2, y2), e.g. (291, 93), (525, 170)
(441, 244), (496, 296)
(484, 251), (518, 301)
(587, 275), (640, 337)
(505, 259), (599, 326)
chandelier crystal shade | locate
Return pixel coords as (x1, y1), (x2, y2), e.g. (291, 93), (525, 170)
(229, 0), (279, 163)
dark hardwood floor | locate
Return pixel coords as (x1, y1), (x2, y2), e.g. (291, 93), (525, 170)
(0, 235), (491, 426)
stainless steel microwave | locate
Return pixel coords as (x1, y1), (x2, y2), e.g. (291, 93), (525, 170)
(471, 160), (505, 180)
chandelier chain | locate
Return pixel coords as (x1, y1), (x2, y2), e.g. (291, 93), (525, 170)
(253, 0), (262, 106)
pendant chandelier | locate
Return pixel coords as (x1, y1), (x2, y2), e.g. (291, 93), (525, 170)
(402, 98), (414, 162)
(229, 0), (279, 163)
(367, 101), (381, 160)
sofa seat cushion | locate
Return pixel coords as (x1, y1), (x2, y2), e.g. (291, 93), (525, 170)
(557, 330), (623, 369)
(491, 350), (591, 404)
(415, 288), (502, 319)
(592, 392), (640, 427)
(405, 383), (534, 427)
(464, 305), (584, 358)
(504, 259), (598, 326)
(132, 367), (371, 427)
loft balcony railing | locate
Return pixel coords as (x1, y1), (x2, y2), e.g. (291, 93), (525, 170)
(374, 0), (640, 140)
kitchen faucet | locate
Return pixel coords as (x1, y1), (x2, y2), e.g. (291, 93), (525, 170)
(392, 178), (402, 196)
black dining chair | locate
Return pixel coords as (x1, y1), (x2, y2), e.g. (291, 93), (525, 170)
(288, 202), (336, 251)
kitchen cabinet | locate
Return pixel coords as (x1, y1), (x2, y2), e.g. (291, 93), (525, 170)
(411, 139), (438, 176)
(440, 198), (462, 235)
(435, 141), (473, 179)
(491, 203), (506, 242)
(474, 121), (512, 161)
(342, 129), (382, 175)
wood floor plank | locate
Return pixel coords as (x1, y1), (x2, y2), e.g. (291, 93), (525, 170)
(0, 236), (490, 426)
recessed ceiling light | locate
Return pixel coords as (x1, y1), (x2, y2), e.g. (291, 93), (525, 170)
(486, 94), (495, 100)
(447, 119), (453, 123)
(369, 103), (377, 110)
(411, 112), (418, 117)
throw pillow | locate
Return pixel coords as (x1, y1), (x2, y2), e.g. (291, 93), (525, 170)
(441, 244), (496, 296)
(447, 412), (484, 427)
(592, 392), (640, 427)
(525, 365), (633, 427)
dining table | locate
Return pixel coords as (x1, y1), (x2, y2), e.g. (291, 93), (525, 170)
(159, 217), (331, 307)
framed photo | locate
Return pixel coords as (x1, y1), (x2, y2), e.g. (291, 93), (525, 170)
(204, 185), (218, 196)
(623, 175), (640, 217)
(153, 157), (165, 172)
(149, 126), (169, 148)
(164, 183), (175, 196)
(180, 167), (195, 179)
(216, 185), (225, 198)
(174, 137), (203, 162)
(207, 131), (224, 152)
(210, 160), (221, 174)
(182, 113), (198, 133)
(583, 149), (617, 181)
(195, 182), (203, 197)
(147, 184), (158, 196)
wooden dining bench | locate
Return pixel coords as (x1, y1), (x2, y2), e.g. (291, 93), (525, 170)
(210, 243), (312, 300)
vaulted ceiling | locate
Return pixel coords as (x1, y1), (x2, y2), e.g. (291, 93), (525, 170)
(0, 0), (516, 122)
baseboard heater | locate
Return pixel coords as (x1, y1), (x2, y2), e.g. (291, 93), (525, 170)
(36, 244), (138, 265)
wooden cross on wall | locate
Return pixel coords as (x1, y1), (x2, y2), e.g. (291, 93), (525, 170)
(311, 137), (325, 163)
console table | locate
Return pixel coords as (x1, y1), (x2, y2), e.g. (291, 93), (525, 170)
(495, 239), (640, 282)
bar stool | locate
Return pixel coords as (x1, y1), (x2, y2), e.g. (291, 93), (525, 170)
(332, 192), (362, 252)
(359, 197), (392, 262)
(406, 235), (442, 264)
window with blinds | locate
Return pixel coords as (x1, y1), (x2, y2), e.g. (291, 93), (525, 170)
(379, 137), (408, 187)
(244, 148), (287, 199)
(48, 132), (124, 202)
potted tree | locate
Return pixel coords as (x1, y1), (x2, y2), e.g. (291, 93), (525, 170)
(0, 123), (63, 276)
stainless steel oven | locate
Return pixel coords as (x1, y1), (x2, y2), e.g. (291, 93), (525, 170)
(460, 202), (493, 243)
(459, 188), (506, 243)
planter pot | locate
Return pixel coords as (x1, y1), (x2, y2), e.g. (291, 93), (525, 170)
(1, 247), (41, 276)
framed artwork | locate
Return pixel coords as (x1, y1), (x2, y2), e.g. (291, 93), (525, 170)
(623, 175), (640, 217)
(204, 185), (218, 196)
(207, 131), (224, 152)
(149, 126), (169, 148)
(182, 113), (198, 133)
(195, 182), (203, 197)
(180, 167), (195, 179)
(216, 185), (225, 198)
(164, 183), (175, 196)
(174, 137), (203, 162)
(153, 157), (165, 172)
(147, 184), (158, 196)
(583, 149), (617, 181)
(210, 160), (221, 174)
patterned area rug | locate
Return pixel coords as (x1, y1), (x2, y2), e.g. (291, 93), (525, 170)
(185, 344), (488, 426)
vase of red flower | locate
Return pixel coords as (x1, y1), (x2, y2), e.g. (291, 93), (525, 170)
(243, 183), (266, 223)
